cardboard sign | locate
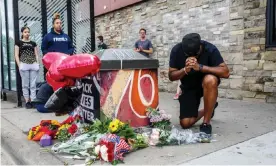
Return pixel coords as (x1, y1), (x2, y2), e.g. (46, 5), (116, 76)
(80, 78), (100, 123)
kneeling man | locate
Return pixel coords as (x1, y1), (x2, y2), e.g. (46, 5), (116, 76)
(169, 33), (229, 134)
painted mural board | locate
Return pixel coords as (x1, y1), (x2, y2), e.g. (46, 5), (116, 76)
(99, 69), (159, 127)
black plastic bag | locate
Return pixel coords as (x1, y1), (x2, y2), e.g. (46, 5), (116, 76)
(46, 86), (82, 114)
(45, 88), (68, 110)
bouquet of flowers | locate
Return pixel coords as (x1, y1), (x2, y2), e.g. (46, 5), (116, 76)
(27, 116), (80, 142)
(128, 134), (149, 151)
(108, 119), (136, 140)
(84, 118), (112, 134)
(146, 108), (172, 130)
(55, 116), (80, 142)
(28, 120), (61, 141)
(56, 123), (78, 142)
(94, 134), (130, 164)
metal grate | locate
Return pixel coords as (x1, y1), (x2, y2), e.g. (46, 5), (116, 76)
(18, 0), (44, 81)
(72, 0), (91, 54)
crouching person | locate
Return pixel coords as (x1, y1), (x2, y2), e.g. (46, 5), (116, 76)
(32, 82), (54, 113)
(168, 33), (230, 134)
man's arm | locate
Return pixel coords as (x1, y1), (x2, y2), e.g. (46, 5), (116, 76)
(168, 67), (189, 81)
(141, 48), (153, 54)
(168, 46), (191, 81)
(134, 41), (139, 51)
(188, 62), (229, 78)
(201, 63), (230, 78)
(188, 48), (230, 78)
(141, 40), (153, 54)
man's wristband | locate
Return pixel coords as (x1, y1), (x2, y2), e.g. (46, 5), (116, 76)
(199, 64), (204, 71)
(183, 67), (188, 75)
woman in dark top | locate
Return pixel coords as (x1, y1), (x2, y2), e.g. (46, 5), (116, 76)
(41, 13), (74, 78)
(15, 26), (40, 109)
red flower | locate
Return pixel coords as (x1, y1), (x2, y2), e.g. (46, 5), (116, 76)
(44, 130), (58, 138)
(61, 116), (74, 125)
(40, 120), (51, 126)
(107, 142), (115, 150)
(108, 153), (114, 162)
(68, 124), (78, 135)
(31, 126), (39, 131)
(40, 126), (50, 132)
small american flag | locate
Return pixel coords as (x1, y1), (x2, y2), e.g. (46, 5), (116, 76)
(101, 134), (130, 161)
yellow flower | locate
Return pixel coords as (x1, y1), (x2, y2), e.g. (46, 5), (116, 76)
(119, 121), (125, 126)
(56, 124), (71, 136)
(33, 126), (40, 135)
(27, 130), (34, 140)
(114, 119), (124, 126)
(114, 119), (120, 125)
(109, 121), (119, 133)
(51, 120), (61, 126)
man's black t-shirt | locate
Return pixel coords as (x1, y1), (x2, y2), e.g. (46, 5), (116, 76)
(98, 43), (108, 49)
(169, 40), (224, 90)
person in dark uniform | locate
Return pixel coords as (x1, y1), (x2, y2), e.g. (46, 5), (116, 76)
(97, 36), (108, 50)
(169, 33), (230, 134)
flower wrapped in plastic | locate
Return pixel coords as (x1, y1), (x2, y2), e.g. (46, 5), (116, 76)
(52, 133), (104, 155)
(146, 108), (172, 130)
(94, 134), (130, 163)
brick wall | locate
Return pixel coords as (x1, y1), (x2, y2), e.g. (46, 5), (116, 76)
(94, 0), (276, 103)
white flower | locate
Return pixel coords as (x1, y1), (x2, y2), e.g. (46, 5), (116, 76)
(94, 145), (100, 155)
(100, 145), (108, 162)
(159, 110), (166, 114)
(161, 114), (168, 120)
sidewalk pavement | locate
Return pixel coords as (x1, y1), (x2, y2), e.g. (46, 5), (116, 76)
(1, 92), (276, 165)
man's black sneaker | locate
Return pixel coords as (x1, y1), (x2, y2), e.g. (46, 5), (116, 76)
(211, 102), (218, 119)
(25, 102), (32, 109)
(200, 123), (212, 134)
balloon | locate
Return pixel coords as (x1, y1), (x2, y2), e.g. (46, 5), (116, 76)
(46, 72), (75, 91)
(57, 54), (101, 78)
(42, 52), (68, 70)
(48, 56), (67, 81)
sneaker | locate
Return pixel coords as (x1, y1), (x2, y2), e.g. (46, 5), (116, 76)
(173, 93), (180, 100)
(25, 102), (32, 109)
(211, 102), (218, 119)
(200, 123), (212, 134)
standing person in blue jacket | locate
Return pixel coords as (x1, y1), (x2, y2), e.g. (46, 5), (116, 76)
(41, 13), (74, 77)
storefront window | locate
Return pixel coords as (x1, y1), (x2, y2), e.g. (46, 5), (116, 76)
(1, 0), (9, 89)
(7, 0), (17, 90)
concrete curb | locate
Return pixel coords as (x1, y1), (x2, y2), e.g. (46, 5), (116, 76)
(1, 117), (65, 165)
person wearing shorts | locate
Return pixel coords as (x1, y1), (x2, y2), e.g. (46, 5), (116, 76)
(168, 33), (230, 134)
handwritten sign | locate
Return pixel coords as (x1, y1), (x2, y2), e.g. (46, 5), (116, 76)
(80, 78), (100, 123)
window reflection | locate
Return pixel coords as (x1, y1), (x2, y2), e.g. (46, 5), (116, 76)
(0, 0), (9, 89)
(7, 0), (17, 91)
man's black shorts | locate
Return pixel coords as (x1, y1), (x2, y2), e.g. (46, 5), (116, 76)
(178, 75), (220, 119)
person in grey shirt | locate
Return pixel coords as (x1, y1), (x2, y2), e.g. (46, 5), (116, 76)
(134, 28), (153, 57)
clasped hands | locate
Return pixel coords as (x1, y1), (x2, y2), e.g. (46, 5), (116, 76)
(135, 46), (144, 52)
(184, 57), (200, 73)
